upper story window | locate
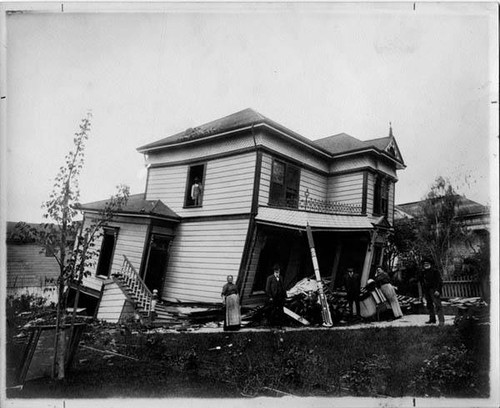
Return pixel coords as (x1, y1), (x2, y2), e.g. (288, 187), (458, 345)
(269, 159), (300, 208)
(373, 175), (390, 216)
(184, 164), (205, 208)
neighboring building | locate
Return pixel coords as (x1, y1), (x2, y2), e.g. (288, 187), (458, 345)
(395, 196), (490, 277)
(77, 108), (406, 322)
(6, 222), (59, 303)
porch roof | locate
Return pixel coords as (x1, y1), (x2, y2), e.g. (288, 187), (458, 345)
(77, 194), (180, 221)
(255, 206), (374, 231)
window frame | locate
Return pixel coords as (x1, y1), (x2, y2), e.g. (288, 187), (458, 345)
(373, 175), (390, 217)
(95, 227), (119, 278)
(268, 159), (301, 208)
(183, 163), (207, 208)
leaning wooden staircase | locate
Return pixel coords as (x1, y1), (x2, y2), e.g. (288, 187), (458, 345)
(112, 255), (153, 317)
(112, 255), (175, 324)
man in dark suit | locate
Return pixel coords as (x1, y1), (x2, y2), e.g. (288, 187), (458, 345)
(345, 267), (361, 319)
(266, 263), (286, 327)
(419, 258), (445, 326)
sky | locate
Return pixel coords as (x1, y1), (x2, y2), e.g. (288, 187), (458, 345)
(3, 2), (498, 223)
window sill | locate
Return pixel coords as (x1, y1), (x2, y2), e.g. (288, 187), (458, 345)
(183, 205), (203, 209)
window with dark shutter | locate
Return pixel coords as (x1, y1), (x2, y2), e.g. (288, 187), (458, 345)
(269, 159), (300, 208)
(373, 176), (390, 217)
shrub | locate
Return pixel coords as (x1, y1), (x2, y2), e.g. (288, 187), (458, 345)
(410, 344), (480, 397)
(339, 354), (391, 396)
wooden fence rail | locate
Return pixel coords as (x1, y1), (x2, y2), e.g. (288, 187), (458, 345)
(442, 275), (482, 299)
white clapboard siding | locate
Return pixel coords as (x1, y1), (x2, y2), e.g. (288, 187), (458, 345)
(147, 152), (256, 217)
(146, 133), (255, 165)
(80, 218), (148, 281)
(366, 172), (375, 215)
(96, 281), (127, 323)
(327, 173), (364, 204)
(161, 219), (250, 303)
(300, 168), (328, 201)
(258, 153), (272, 206)
(260, 132), (329, 173)
(6, 244), (59, 292)
(329, 156), (374, 173)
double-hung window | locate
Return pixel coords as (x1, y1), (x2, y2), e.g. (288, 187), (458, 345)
(269, 159), (300, 208)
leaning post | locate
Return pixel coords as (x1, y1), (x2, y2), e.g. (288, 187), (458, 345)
(306, 222), (333, 327)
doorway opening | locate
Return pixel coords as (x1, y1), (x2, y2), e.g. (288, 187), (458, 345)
(142, 234), (171, 293)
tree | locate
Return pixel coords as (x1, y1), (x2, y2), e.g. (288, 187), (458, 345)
(415, 176), (466, 275)
(36, 113), (129, 379)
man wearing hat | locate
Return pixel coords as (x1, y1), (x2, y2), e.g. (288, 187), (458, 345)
(345, 267), (361, 320)
(266, 264), (286, 327)
(419, 258), (445, 326)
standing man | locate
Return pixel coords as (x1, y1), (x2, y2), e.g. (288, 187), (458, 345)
(345, 267), (361, 320)
(266, 263), (286, 327)
(419, 258), (445, 326)
(191, 177), (203, 206)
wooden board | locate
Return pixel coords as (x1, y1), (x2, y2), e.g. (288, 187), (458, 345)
(283, 307), (310, 326)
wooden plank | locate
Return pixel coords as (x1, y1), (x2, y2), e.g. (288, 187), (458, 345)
(283, 307), (310, 326)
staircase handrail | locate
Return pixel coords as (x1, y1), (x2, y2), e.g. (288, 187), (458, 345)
(116, 255), (153, 314)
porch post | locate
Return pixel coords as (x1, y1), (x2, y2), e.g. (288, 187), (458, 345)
(361, 230), (377, 286)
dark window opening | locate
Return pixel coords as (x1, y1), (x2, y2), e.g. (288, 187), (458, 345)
(373, 176), (390, 217)
(66, 288), (99, 317)
(269, 159), (300, 208)
(184, 164), (205, 207)
(96, 228), (117, 277)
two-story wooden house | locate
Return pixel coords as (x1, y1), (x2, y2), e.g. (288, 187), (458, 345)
(76, 108), (405, 322)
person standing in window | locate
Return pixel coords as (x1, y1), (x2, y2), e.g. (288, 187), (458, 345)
(191, 177), (203, 206)
(221, 275), (241, 331)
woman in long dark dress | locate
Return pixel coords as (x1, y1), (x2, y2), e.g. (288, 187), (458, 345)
(221, 275), (241, 331)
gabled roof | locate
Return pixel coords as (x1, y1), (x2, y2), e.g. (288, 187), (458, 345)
(137, 108), (331, 157)
(77, 194), (180, 221)
(313, 132), (405, 169)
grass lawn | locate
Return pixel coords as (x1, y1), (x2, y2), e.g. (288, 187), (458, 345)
(7, 320), (490, 399)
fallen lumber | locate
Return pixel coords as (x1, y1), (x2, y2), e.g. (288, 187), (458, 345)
(81, 345), (139, 361)
(283, 307), (310, 326)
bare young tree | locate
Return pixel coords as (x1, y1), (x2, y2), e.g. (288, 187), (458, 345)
(36, 113), (129, 379)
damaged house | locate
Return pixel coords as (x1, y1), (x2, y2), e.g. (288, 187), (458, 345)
(75, 109), (405, 322)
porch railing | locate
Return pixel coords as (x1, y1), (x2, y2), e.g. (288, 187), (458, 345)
(271, 194), (362, 215)
(442, 275), (482, 299)
(113, 255), (153, 315)
(300, 196), (362, 215)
